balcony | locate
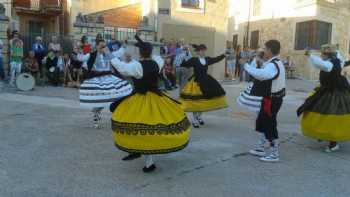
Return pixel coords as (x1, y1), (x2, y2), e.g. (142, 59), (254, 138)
(13, 0), (63, 15)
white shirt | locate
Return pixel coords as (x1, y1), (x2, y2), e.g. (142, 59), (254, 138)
(111, 56), (165, 79)
(245, 56), (286, 93)
(151, 55), (165, 71)
(199, 57), (206, 65)
(77, 53), (90, 70)
(111, 58), (143, 79)
(309, 55), (333, 72)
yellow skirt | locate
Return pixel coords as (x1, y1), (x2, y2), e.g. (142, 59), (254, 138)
(112, 92), (191, 154)
(301, 112), (350, 141)
(179, 79), (228, 112)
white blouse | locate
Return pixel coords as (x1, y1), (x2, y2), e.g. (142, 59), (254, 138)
(111, 56), (165, 79)
(199, 57), (206, 65)
(111, 58), (143, 79)
(309, 55), (333, 72)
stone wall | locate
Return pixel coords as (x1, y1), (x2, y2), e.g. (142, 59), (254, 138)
(0, 12), (9, 73)
(157, 0), (230, 79)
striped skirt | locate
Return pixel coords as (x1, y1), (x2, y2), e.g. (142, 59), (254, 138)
(80, 75), (133, 109)
(237, 83), (262, 113)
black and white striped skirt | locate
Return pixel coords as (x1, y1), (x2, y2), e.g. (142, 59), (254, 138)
(237, 83), (262, 113)
(79, 75), (133, 109)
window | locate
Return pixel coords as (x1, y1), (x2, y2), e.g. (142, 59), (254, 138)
(181, 0), (201, 9)
(250, 30), (259, 49)
(253, 0), (261, 16)
(295, 20), (332, 50)
(177, 0), (205, 13)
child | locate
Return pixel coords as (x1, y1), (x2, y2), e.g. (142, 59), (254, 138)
(23, 51), (39, 79)
(45, 50), (60, 86)
(70, 46), (83, 87)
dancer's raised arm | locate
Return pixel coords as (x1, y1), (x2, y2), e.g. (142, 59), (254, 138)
(308, 55), (333, 72)
(111, 58), (143, 79)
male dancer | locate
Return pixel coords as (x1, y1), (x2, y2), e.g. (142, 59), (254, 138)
(244, 40), (286, 162)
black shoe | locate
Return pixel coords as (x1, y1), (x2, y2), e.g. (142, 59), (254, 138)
(192, 123), (200, 128)
(122, 153), (141, 161)
(197, 119), (205, 125)
(143, 164), (157, 173)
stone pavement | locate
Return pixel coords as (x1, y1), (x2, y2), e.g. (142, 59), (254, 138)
(0, 79), (349, 197)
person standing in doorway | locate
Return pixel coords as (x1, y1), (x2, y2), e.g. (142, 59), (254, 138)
(226, 44), (236, 80)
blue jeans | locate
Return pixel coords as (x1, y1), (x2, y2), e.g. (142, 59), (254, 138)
(0, 56), (4, 79)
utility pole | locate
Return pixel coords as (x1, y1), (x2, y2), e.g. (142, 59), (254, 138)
(244, 0), (252, 48)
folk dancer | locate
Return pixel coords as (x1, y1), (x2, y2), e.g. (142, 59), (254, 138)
(110, 35), (191, 173)
(78, 40), (133, 129)
(244, 40), (286, 162)
(297, 44), (350, 152)
(179, 44), (228, 128)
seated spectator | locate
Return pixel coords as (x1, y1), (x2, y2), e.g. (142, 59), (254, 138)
(23, 51), (39, 79)
(63, 53), (73, 87)
(44, 50), (60, 86)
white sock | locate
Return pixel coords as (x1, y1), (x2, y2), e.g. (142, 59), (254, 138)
(145, 155), (154, 168)
(192, 113), (199, 124)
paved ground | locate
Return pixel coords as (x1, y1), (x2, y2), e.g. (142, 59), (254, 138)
(0, 79), (349, 197)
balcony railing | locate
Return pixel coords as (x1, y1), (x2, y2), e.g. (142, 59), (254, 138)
(13, 0), (62, 13)
(30, 0), (40, 10)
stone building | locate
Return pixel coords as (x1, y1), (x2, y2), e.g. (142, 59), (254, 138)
(228, 0), (350, 79)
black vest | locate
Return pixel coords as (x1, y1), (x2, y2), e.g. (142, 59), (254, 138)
(250, 58), (285, 97)
(133, 59), (160, 94)
(319, 58), (350, 90)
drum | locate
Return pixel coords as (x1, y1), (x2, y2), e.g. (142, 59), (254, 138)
(16, 73), (35, 91)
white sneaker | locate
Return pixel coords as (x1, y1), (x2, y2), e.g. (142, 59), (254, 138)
(259, 154), (280, 162)
(259, 146), (279, 162)
(325, 144), (340, 153)
(249, 149), (266, 157)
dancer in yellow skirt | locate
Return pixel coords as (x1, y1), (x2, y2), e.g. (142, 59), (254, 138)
(110, 35), (191, 173)
(297, 44), (350, 153)
(179, 44), (228, 128)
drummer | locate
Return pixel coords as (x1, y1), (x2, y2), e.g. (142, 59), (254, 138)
(23, 51), (39, 79)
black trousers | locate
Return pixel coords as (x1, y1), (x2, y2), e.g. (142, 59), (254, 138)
(256, 97), (283, 141)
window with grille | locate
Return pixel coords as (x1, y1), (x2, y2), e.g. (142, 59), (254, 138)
(295, 20), (332, 50)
